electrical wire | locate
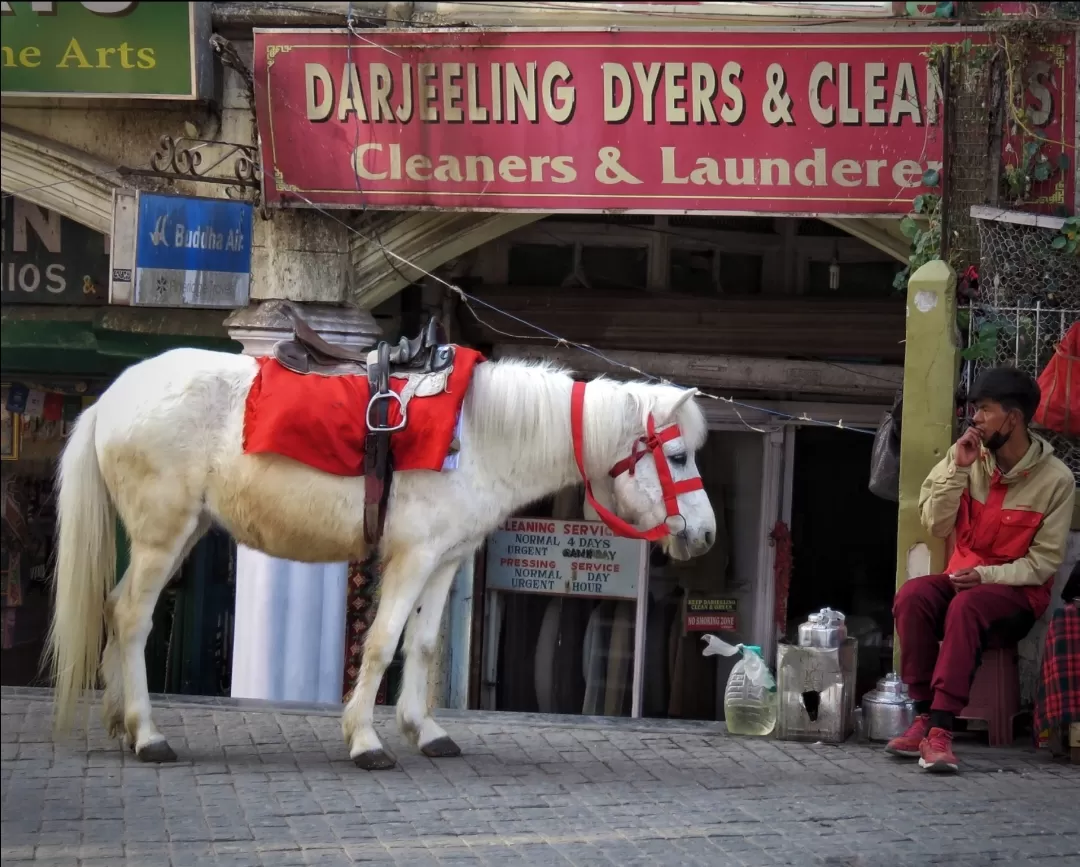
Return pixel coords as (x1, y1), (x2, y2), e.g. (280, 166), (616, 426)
(2, 158), (883, 435)
(287, 188), (880, 436)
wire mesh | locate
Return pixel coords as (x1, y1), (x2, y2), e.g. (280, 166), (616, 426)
(963, 215), (1080, 479)
(946, 55), (995, 273)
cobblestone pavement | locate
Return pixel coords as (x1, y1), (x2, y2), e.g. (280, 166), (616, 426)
(2, 688), (1078, 867)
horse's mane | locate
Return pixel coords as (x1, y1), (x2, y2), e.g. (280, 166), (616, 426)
(465, 356), (707, 477)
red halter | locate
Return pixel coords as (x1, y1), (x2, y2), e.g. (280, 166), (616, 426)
(570, 380), (705, 542)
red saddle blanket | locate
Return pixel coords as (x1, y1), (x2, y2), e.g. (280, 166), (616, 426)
(242, 347), (485, 477)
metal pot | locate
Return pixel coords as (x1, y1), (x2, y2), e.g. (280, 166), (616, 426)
(797, 608), (848, 648)
(860, 673), (915, 742)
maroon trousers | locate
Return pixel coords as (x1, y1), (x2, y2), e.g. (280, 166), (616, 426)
(893, 574), (1035, 714)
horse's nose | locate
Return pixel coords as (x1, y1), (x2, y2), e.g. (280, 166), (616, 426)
(689, 530), (714, 557)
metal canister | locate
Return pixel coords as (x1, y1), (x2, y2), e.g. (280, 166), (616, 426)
(797, 613), (823, 647)
(797, 608), (848, 648)
(775, 638), (859, 743)
(860, 673), (916, 742)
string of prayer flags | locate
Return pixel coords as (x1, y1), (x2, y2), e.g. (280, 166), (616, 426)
(43, 392), (64, 422)
(5, 384), (28, 414)
(24, 390), (45, 418)
(62, 396), (82, 424)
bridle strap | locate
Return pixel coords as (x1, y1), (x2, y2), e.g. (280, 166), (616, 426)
(570, 381), (703, 542)
(571, 381), (667, 541)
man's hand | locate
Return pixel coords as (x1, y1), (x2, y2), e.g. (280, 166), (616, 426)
(949, 568), (982, 590)
(954, 427), (982, 468)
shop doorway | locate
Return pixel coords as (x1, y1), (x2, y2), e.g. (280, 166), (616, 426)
(786, 425), (899, 699)
(486, 428), (774, 722)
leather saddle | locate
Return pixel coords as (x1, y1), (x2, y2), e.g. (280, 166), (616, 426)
(270, 303), (456, 549)
(273, 303), (454, 376)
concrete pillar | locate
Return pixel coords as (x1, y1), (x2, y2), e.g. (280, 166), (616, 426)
(224, 300), (382, 703)
(894, 260), (960, 670)
(218, 45), (353, 306)
(251, 210), (354, 304)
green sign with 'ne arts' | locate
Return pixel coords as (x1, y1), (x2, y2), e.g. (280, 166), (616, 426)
(1, 1), (210, 99)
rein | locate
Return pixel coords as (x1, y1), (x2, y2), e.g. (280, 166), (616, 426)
(570, 381), (704, 542)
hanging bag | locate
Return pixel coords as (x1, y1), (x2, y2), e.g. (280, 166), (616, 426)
(1033, 322), (1080, 437)
(868, 392), (903, 502)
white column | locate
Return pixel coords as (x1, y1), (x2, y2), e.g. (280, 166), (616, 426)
(444, 560), (473, 710)
(231, 549), (347, 704)
(224, 301), (383, 705)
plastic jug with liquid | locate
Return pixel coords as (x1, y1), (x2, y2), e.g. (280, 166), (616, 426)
(702, 635), (778, 737)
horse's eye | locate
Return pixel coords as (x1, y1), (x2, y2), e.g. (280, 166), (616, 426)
(670, 453), (687, 467)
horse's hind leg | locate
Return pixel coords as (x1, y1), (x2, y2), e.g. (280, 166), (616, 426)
(342, 547), (436, 770)
(101, 515), (209, 743)
(107, 512), (206, 761)
(396, 558), (462, 758)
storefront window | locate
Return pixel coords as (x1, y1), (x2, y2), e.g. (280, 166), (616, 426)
(806, 259), (902, 297)
(670, 247), (717, 295)
(718, 253), (764, 295)
(507, 243), (574, 287)
(1, 379), (237, 694)
(579, 244), (648, 292)
(2, 381), (99, 684)
(481, 429), (771, 722)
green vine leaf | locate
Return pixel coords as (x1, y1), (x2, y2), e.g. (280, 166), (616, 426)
(922, 168), (941, 187)
(1051, 235), (1068, 250)
(960, 323), (1002, 362)
(900, 216), (921, 239)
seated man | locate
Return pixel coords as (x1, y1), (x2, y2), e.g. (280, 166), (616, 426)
(887, 366), (1076, 772)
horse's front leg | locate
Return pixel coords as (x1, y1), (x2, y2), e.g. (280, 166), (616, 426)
(396, 558), (462, 757)
(341, 547), (435, 770)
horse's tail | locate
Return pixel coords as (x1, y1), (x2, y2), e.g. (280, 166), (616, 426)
(46, 403), (116, 734)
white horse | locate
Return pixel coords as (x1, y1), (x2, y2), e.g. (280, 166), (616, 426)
(47, 347), (716, 769)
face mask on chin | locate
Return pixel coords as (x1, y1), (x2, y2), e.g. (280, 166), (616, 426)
(983, 414), (1015, 452)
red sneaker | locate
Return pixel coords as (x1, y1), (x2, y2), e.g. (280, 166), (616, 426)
(919, 727), (959, 773)
(885, 713), (930, 758)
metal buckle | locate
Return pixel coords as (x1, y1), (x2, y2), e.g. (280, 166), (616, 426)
(366, 391), (407, 433)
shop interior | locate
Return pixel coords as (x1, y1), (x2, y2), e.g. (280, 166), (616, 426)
(784, 425), (899, 700)
(1, 378), (235, 694)
(491, 428), (766, 722)
(2, 378), (99, 687)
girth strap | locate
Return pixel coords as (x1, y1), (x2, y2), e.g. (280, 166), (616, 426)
(364, 342), (393, 547)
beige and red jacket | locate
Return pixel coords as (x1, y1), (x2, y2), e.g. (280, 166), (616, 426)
(919, 434), (1076, 618)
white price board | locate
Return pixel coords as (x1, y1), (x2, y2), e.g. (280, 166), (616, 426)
(485, 517), (647, 600)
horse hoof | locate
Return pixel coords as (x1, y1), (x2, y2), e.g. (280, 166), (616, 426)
(421, 736), (461, 759)
(353, 749), (396, 771)
(136, 741), (177, 763)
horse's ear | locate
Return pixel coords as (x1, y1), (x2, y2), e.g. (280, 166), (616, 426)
(663, 389), (699, 425)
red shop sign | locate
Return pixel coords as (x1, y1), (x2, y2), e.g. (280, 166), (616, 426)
(254, 28), (1074, 216)
(686, 613), (738, 632)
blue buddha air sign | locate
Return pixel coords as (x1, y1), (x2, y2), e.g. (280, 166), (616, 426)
(133, 192), (252, 308)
